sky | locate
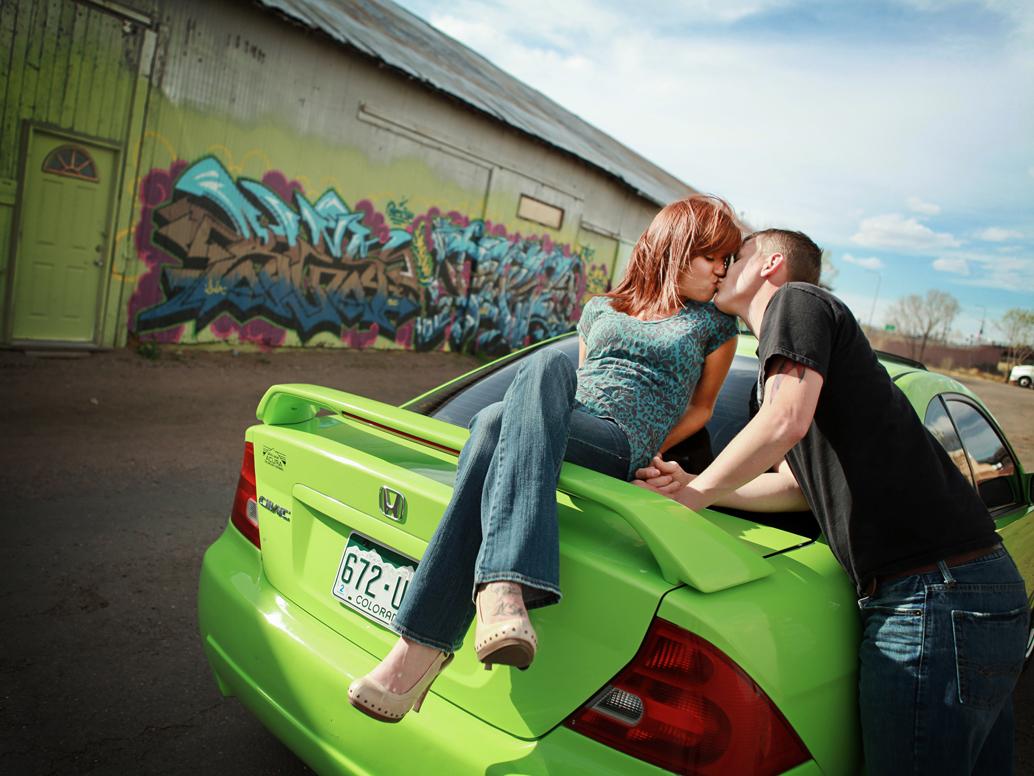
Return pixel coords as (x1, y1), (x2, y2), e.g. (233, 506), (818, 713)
(392, 0), (1033, 342)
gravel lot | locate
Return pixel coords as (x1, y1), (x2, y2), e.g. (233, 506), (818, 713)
(1, 347), (1031, 774)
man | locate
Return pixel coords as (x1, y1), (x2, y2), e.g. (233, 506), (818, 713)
(636, 229), (1029, 774)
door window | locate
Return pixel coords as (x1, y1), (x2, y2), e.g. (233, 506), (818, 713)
(923, 397), (975, 487)
(42, 145), (99, 182)
(945, 399), (1020, 512)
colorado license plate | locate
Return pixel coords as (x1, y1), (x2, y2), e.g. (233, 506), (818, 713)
(331, 532), (415, 627)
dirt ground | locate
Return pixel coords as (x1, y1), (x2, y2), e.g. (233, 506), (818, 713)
(0, 347), (482, 503)
(1, 346), (1032, 774)
(0, 346), (480, 775)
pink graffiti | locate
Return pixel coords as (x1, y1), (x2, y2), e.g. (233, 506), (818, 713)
(210, 314), (287, 350)
(394, 320), (414, 348)
(260, 170), (304, 202)
(128, 160), (190, 343)
(354, 199), (391, 244)
(341, 323), (380, 349)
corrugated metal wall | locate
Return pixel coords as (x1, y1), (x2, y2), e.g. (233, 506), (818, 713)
(2, 0), (682, 353)
(0, 0), (152, 343)
(0, 0), (139, 177)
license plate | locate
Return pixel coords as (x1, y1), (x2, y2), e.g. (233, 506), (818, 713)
(331, 532), (416, 627)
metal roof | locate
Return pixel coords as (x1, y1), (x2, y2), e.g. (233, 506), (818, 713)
(255, 0), (695, 206)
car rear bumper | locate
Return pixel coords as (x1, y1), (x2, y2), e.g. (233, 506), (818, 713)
(199, 524), (822, 775)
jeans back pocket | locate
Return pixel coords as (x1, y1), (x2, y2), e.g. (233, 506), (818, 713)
(951, 605), (1029, 709)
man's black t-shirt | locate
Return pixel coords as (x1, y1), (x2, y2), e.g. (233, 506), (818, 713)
(757, 283), (998, 593)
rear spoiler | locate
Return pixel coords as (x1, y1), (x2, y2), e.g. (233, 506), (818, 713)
(257, 384), (773, 594)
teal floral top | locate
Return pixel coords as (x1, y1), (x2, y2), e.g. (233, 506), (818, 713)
(575, 295), (739, 476)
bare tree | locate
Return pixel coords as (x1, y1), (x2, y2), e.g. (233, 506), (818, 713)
(998, 308), (1034, 367)
(887, 289), (960, 361)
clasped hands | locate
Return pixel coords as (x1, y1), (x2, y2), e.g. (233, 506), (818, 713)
(633, 455), (706, 509)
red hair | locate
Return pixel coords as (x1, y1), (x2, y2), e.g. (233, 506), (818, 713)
(607, 195), (741, 316)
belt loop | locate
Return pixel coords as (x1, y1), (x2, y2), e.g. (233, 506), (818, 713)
(857, 577), (877, 609)
(938, 560), (956, 588)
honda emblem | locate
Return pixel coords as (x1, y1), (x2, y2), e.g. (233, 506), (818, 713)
(378, 486), (407, 523)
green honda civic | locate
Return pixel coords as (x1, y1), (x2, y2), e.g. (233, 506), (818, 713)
(198, 334), (1034, 775)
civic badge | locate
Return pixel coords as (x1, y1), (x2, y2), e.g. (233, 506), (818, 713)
(378, 486), (407, 523)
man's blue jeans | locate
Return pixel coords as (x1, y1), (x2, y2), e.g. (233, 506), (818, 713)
(857, 547), (1029, 775)
(392, 349), (631, 653)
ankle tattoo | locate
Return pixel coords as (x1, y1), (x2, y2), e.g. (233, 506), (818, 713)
(491, 598), (525, 617)
(487, 582), (525, 617)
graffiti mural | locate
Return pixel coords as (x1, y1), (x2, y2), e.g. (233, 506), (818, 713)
(129, 157), (590, 354)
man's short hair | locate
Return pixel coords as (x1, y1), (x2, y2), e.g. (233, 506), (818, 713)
(747, 229), (822, 285)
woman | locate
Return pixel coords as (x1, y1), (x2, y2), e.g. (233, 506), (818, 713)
(348, 195), (742, 722)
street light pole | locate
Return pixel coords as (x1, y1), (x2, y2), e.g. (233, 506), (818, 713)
(865, 269), (882, 329)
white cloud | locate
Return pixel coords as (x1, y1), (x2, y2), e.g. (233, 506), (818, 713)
(976, 227), (1023, 241)
(850, 213), (961, 251)
(906, 196), (940, 215)
(933, 257), (970, 275)
(957, 259), (1034, 293)
(930, 250), (1034, 294)
(841, 253), (885, 270)
(402, 0), (1032, 260)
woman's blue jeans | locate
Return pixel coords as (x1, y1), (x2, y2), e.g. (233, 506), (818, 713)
(392, 349), (631, 653)
(857, 546), (1030, 775)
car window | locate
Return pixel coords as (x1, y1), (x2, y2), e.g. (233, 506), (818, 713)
(923, 397), (975, 488)
(945, 398), (1020, 513)
(425, 339), (580, 428)
(423, 336), (757, 463)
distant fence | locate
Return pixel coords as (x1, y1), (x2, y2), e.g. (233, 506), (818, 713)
(864, 329), (1008, 376)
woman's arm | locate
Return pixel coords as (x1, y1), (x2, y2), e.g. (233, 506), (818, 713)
(636, 456), (808, 512)
(658, 337), (736, 453)
(578, 336), (587, 368)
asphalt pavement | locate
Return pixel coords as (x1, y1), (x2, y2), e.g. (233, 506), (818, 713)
(1, 348), (1031, 774)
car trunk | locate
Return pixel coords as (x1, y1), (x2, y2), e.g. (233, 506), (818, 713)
(247, 385), (813, 739)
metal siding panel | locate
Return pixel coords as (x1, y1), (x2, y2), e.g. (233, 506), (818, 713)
(47, 1), (78, 124)
(4, 1), (43, 174)
(109, 35), (135, 141)
(59, 2), (87, 129)
(72, 8), (100, 134)
(0, 1), (23, 181)
(1, 1), (35, 178)
(20, 0), (45, 121)
(0, 2), (17, 147)
(114, 21), (136, 136)
(95, 14), (120, 138)
(254, 0), (694, 206)
(35, 0), (62, 125)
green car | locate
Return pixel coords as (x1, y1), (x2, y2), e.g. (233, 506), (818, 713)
(198, 334), (1034, 775)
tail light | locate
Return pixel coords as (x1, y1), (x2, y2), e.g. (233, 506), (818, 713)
(230, 442), (260, 548)
(565, 619), (810, 775)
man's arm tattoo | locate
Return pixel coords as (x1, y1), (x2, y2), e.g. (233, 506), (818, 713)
(767, 358), (807, 403)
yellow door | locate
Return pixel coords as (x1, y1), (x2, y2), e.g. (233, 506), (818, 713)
(10, 131), (117, 343)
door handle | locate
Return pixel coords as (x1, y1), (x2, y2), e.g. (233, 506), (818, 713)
(93, 259), (104, 267)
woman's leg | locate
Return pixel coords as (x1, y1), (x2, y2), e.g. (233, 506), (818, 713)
(475, 349), (607, 607)
(360, 401), (507, 693)
(361, 348), (630, 689)
(390, 401), (507, 650)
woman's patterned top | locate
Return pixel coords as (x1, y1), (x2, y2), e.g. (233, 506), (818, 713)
(575, 295), (739, 476)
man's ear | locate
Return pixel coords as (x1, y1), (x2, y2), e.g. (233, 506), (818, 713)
(758, 251), (786, 279)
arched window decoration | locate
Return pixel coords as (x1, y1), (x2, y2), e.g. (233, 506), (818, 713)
(42, 145), (99, 182)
